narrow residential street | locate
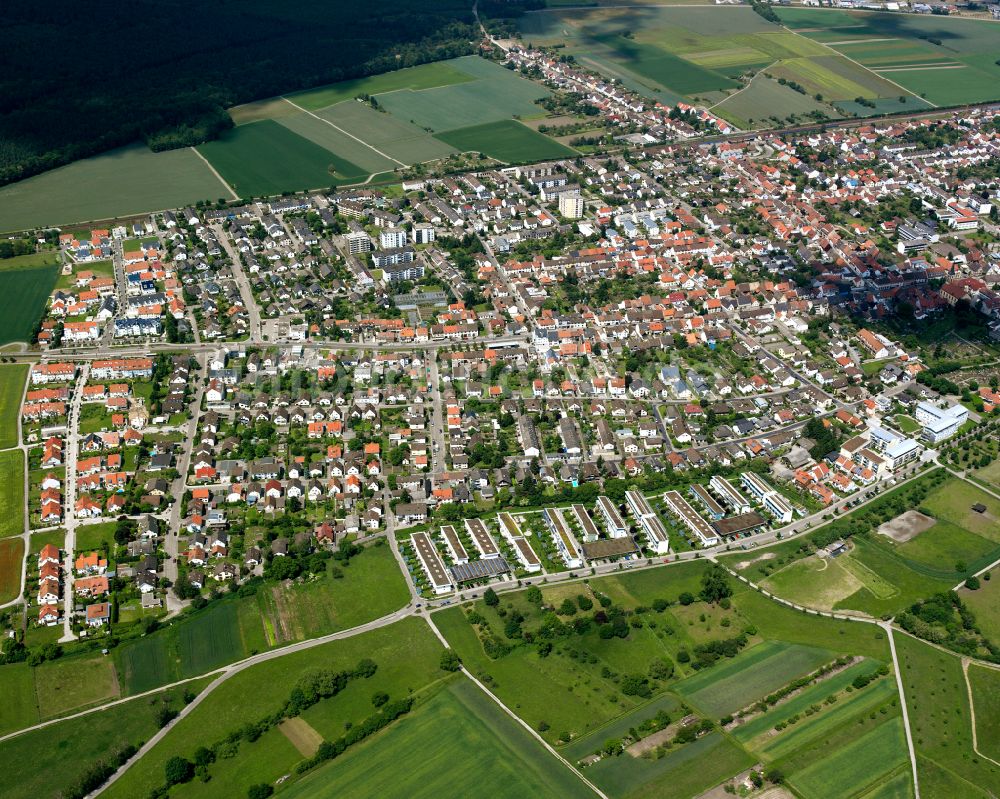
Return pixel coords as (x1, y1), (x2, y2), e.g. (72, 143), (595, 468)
(60, 364), (89, 642)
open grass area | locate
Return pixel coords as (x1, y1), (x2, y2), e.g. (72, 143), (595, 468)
(0, 143), (229, 233)
(895, 520), (996, 573)
(114, 544), (408, 694)
(198, 119), (365, 197)
(0, 366), (28, 449)
(436, 120), (576, 164)
(968, 663), (1000, 764)
(281, 677), (593, 799)
(103, 618), (443, 799)
(0, 266), (59, 345)
(895, 632), (1000, 796)
(714, 76), (832, 128)
(74, 520), (117, 554)
(0, 536), (23, 603)
(959, 576), (1000, 644)
(0, 663), (39, 736)
(0, 251), (60, 271)
(0, 449), (25, 538)
(0, 682), (198, 799)
(33, 655), (120, 719)
(673, 640), (833, 718)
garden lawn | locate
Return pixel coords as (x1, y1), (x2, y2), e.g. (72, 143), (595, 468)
(435, 120), (576, 164)
(198, 120), (366, 197)
(0, 536), (23, 603)
(279, 677), (594, 799)
(967, 663), (1000, 764)
(672, 640), (833, 718)
(0, 449), (25, 537)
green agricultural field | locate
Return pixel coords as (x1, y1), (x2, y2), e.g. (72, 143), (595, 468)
(582, 730), (754, 799)
(0, 683), (196, 799)
(103, 618), (444, 799)
(316, 101), (457, 164)
(968, 663), (1000, 763)
(33, 655), (120, 719)
(285, 59), (477, 112)
(281, 678), (594, 799)
(0, 266), (59, 345)
(673, 640), (833, 718)
(0, 663), (39, 736)
(376, 56), (550, 133)
(198, 120), (366, 197)
(0, 144), (231, 233)
(895, 633), (1000, 796)
(790, 716), (909, 799)
(0, 366), (27, 436)
(276, 109), (401, 175)
(0, 536), (23, 604)
(436, 120), (576, 164)
(0, 449), (25, 537)
(714, 76), (832, 128)
(731, 657), (883, 744)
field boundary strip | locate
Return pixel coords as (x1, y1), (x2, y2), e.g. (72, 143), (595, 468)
(280, 98), (407, 167)
(190, 147), (239, 200)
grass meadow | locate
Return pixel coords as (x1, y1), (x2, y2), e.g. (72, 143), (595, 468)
(0, 449), (25, 537)
(968, 663), (1000, 764)
(0, 536), (23, 604)
(895, 633), (1000, 797)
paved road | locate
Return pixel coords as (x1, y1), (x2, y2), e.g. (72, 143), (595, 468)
(212, 224), (262, 341)
(60, 365), (89, 641)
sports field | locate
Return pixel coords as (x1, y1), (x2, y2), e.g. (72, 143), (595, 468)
(0, 364), (27, 447)
(0, 537), (23, 604)
(0, 266), (59, 345)
(673, 640), (833, 718)
(0, 144), (231, 233)
(283, 678), (594, 799)
(436, 120), (576, 164)
(197, 120), (366, 197)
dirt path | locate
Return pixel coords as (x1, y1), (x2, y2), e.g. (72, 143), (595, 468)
(962, 658), (1000, 769)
